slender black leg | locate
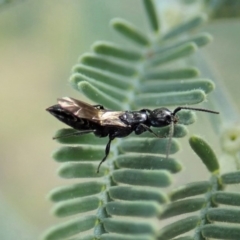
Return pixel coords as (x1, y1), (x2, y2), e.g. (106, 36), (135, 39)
(137, 123), (160, 138)
(97, 137), (114, 173)
(53, 129), (95, 140)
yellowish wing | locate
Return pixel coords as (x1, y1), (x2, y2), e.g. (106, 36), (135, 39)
(99, 111), (128, 127)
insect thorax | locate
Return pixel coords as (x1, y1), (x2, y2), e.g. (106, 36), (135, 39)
(119, 111), (148, 125)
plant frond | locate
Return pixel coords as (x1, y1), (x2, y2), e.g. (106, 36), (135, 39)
(42, 1), (219, 239)
(159, 135), (240, 239)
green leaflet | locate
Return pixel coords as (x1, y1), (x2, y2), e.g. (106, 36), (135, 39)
(52, 196), (101, 217)
(207, 208), (240, 223)
(42, 216), (97, 240)
(103, 218), (157, 235)
(212, 191), (240, 206)
(144, 67), (199, 80)
(221, 171), (240, 184)
(202, 225), (240, 239)
(80, 54), (137, 76)
(93, 41), (142, 61)
(106, 201), (161, 218)
(72, 64), (131, 90)
(135, 89), (206, 107)
(162, 14), (207, 40)
(189, 135), (219, 174)
(143, 0), (159, 33)
(160, 198), (206, 219)
(109, 186), (168, 203)
(53, 146), (105, 162)
(158, 216), (201, 240)
(119, 137), (180, 154)
(169, 181), (211, 201)
(100, 233), (154, 240)
(48, 181), (105, 202)
(112, 169), (172, 187)
(111, 18), (150, 46)
(146, 42), (198, 67)
(78, 81), (123, 110)
(115, 154), (182, 172)
(156, 32), (212, 55)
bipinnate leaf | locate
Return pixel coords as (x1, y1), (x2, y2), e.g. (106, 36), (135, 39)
(44, 1), (217, 240)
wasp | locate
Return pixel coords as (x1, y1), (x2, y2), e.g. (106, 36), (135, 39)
(46, 97), (219, 173)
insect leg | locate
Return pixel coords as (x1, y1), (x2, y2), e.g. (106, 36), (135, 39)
(97, 136), (114, 173)
(135, 123), (160, 138)
(53, 129), (95, 140)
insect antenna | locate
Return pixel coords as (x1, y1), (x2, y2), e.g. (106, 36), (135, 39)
(53, 129), (96, 140)
(165, 106), (219, 159)
(173, 106), (219, 116)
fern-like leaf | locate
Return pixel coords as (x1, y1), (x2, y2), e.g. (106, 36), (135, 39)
(42, 1), (217, 240)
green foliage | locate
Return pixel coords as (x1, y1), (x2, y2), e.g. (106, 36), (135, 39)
(163, 135), (240, 240)
(189, 136), (219, 173)
(42, 1), (240, 240)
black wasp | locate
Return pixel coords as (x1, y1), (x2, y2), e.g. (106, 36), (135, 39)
(46, 97), (219, 173)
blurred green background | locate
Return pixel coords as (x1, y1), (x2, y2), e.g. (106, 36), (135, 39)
(0, 0), (239, 239)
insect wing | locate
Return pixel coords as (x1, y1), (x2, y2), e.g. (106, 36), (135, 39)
(58, 97), (128, 128)
(58, 97), (102, 123)
(100, 111), (128, 127)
